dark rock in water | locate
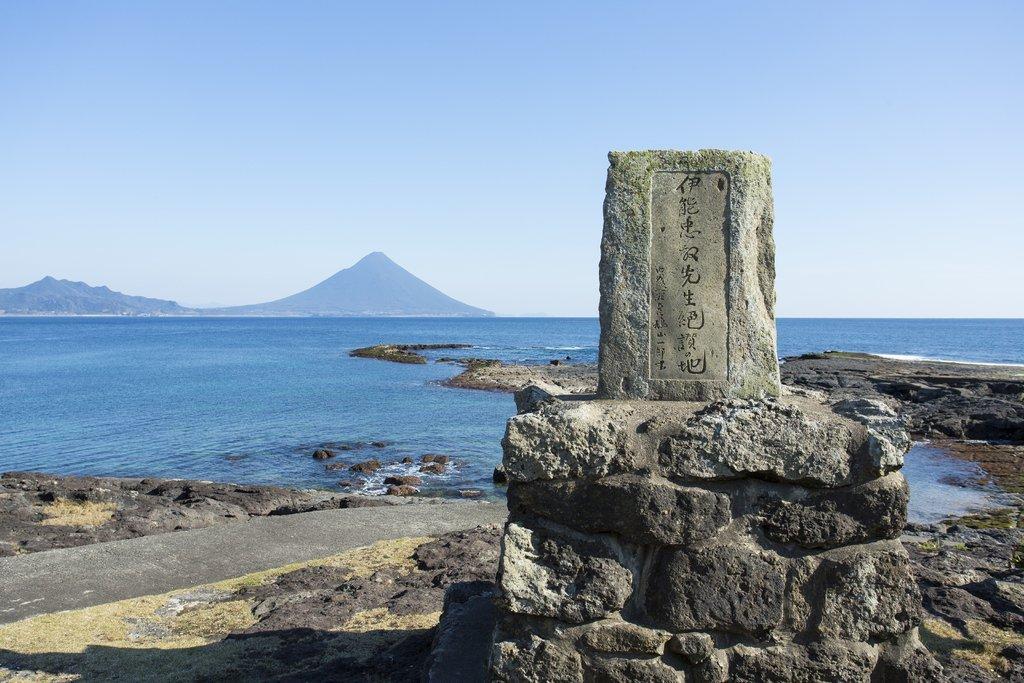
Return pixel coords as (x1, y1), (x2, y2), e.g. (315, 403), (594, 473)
(387, 485), (418, 497)
(549, 359), (561, 366)
(459, 490), (483, 499)
(311, 448), (334, 460)
(421, 454), (450, 464)
(337, 480), (355, 488)
(384, 475), (422, 487)
(401, 457), (414, 464)
(324, 462), (347, 471)
(420, 463), (446, 475)
(350, 459), (381, 474)
(371, 441), (388, 448)
(492, 465), (508, 485)
(351, 342), (476, 365)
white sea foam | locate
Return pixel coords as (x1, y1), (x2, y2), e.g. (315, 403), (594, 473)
(873, 353), (1024, 368)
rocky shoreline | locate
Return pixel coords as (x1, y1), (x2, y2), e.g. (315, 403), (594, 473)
(443, 350), (1024, 490)
(425, 349), (1024, 679)
(0, 471), (405, 557)
(444, 360), (597, 394)
(4, 349), (1023, 678)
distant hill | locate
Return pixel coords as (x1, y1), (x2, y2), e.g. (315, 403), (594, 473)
(1, 253), (494, 317)
(0, 277), (191, 315)
(210, 252), (494, 317)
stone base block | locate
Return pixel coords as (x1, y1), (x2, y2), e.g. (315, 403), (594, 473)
(487, 392), (941, 681)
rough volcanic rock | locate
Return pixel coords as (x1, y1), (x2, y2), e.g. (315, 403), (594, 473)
(578, 621), (670, 655)
(727, 641), (879, 682)
(812, 542), (923, 641)
(658, 396), (908, 487)
(497, 521), (634, 625)
(501, 401), (641, 482)
(507, 474), (731, 546)
(781, 352), (1024, 442)
(491, 635), (584, 682)
(349, 459), (381, 474)
(645, 543), (787, 637)
(0, 471), (393, 556)
(755, 473), (909, 548)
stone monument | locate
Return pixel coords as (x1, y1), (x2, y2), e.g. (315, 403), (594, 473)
(487, 150), (940, 681)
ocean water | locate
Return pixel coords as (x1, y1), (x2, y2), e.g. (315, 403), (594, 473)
(0, 317), (1021, 518)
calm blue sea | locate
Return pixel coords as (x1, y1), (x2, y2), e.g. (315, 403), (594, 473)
(0, 317), (1021, 516)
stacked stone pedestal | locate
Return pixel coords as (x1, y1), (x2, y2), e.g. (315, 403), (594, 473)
(489, 390), (941, 682)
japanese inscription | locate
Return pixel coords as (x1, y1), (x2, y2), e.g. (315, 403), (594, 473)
(649, 171), (729, 382)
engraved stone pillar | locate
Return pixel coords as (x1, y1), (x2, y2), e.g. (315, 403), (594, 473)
(599, 150), (780, 401)
(487, 150), (940, 682)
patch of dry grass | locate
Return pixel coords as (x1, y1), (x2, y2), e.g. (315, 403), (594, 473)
(342, 607), (441, 634)
(920, 617), (1024, 674)
(210, 535), (429, 592)
(0, 535), (435, 681)
(37, 499), (117, 528)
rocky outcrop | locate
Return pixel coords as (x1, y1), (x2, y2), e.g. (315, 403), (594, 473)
(444, 351), (1024, 448)
(488, 390), (938, 682)
(0, 471), (394, 556)
(444, 361), (597, 394)
(349, 343), (473, 364)
(781, 352), (1024, 442)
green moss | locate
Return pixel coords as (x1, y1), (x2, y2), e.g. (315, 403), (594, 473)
(945, 509), (1020, 529)
(917, 540), (940, 552)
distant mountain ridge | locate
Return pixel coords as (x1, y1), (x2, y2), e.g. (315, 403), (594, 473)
(213, 252), (493, 317)
(0, 277), (190, 315)
(0, 253), (493, 317)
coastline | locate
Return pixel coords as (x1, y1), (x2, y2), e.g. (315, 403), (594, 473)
(4, 348), (1024, 678)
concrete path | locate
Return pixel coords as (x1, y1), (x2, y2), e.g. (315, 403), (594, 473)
(0, 501), (507, 625)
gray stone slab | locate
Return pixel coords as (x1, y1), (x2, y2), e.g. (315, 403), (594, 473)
(598, 149), (780, 401)
(0, 501), (508, 624)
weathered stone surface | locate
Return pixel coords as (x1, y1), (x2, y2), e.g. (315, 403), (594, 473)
(691, 651), (729, 683)
(833, 397), (912, 472)
(659, 396), (907, 487)
(872, 630), (946, 682)
(487, 149), (928, 682)
(507, 474), (730, 546)
(781, 350), (1024, 442)
(598, 149), (779, 401)
(813, 542), (922, 641)
(582, 654), (683, 682)
(513, 382), (564, 414)
(666, 632), (715, 662)
(577, 621), (669, 654)
(727, 641), (878, 682)
(490, 635), (584, 683)
(502, 401), (642, 482)
(756, 473), (909, 548)
(646, 543), (786, 636)
(497, 521), (634, 624)
(666, 633), (731, 681)
(423, 582), (494, 683)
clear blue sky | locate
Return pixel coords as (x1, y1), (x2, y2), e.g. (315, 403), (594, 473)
(1, 2), (1021, 316)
